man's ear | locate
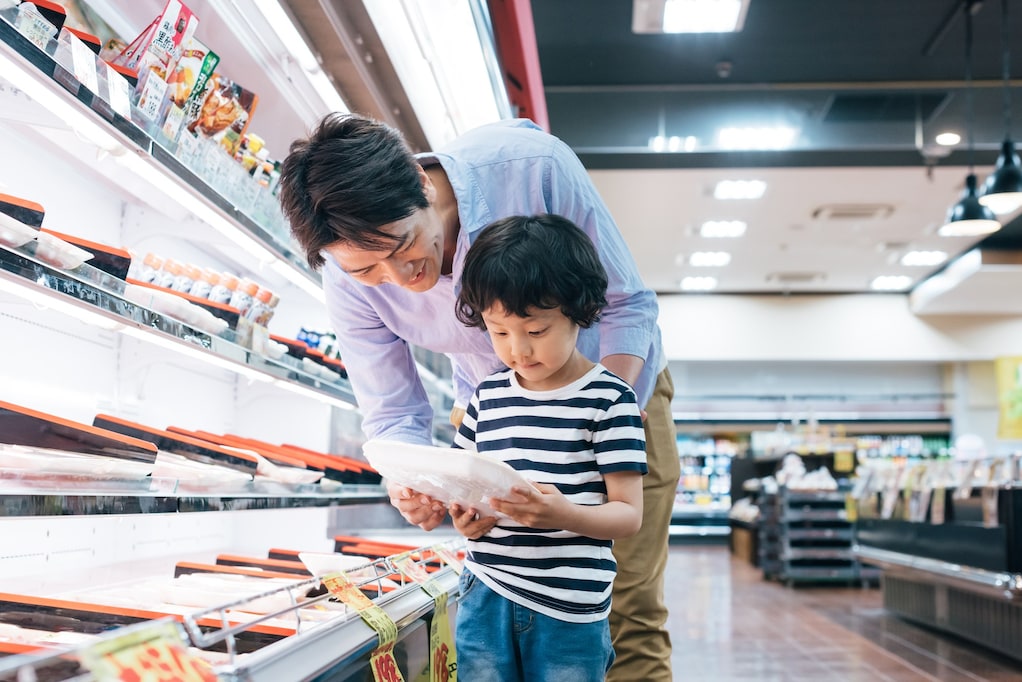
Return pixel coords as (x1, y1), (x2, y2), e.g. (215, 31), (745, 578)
(419, 165), (437, 203)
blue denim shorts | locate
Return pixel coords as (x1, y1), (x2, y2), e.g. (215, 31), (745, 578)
(454, 569), (614, 681)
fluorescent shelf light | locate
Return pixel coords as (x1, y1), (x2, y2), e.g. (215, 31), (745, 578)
(270, 260), (325, 303)
(699, 220), (747, 238)
(900, 250), (948, 267)
(680, 276), (718, 291)
(0, 274), (123, 330)
(713, 180), (765, 200)
(363, 0), (508, 147)
(689, 251), (732, 267)
(870, 275), (912, 291)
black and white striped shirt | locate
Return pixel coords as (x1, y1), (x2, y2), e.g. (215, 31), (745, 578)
(453, 364), (647, 623)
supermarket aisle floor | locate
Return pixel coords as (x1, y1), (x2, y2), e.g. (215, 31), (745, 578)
(664, 545), (1022, 681)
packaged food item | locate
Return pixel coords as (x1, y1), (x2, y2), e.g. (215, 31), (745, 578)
(173, 263), (200, 292)
(228, 277), (259, 316)
(0, 193), (45, 228)
(188, 267), (219, 298)
(184, 73), (259, 155)
(136, 252), (163, 283)
(245, 287), (273, 324)
(39, 228), (131, 279)
(208, 271), (238, 304)
(156, 257), (181, 288)
(14, 3), (57, 51)
(64, 27), (101, 55)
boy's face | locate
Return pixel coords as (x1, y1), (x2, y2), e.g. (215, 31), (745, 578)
(481, 303), (583, 391)
(323, 170), (445, 292)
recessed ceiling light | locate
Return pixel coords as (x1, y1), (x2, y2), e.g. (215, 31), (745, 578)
(648, 135), (698, 152)
(900, 250), (948, 267)
(870, 275), (913, 291)
(699, 220), (747, 238)
(663, 0), (749, 33)
(713, 180), (766, 200)
(717, 126), (798, 150)
(689, 251), (732, 267)
(681, 276), (718, 291)
(935, 132), (961, 146)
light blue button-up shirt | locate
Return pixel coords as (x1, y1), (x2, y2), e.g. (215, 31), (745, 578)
(322, 119), (665, 445)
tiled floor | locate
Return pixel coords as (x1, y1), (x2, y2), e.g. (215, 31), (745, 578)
(665, 545), (1022, 681)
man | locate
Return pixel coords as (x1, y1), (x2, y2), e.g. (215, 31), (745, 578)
(278, 113), (680, 681)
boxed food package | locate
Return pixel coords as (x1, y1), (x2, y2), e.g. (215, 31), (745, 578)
(184, 73), (258, 155)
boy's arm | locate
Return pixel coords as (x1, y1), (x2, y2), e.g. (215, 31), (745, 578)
(491, 471), (643, 541)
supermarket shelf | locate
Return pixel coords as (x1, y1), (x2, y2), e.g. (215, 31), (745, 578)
(0, 8), (320, 291)
(669, 524), (730, 538)
(0, 241), (357, 409)
(855, 545), (1022, 600)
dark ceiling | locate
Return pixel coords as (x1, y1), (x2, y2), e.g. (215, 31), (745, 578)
(530, 0), (1017, 166)
(526, 0), (1022, 250)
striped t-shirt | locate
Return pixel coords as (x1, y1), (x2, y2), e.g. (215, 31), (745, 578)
(452, 363), (647, 623)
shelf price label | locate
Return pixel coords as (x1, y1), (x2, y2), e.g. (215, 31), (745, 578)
(322, 571), (404, 682)
(79, 621), (215, 682)
(431, 544), (464, 575)
(393, 553), (458, 681)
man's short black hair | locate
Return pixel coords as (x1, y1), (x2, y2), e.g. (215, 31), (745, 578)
(456, 214), (608, 330)
(277, 113), (429, 269)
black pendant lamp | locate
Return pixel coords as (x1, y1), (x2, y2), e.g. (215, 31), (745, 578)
(979, 0), (1022, 214)
(940, 0), (1001, 237)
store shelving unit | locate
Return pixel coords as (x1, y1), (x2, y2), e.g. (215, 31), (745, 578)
(757, 487), (877, 586)
(671, 436), (736, 538)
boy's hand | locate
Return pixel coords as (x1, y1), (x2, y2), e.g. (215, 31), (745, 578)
(386, 480), (447, 530)
(450, 502), (497, 539)
(489, 483), (567, 528)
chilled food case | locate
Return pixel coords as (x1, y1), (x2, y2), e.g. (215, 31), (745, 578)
(0, 535), (464, 682)
(852, 455), (1022, 663)
(0, 397), (466, 681)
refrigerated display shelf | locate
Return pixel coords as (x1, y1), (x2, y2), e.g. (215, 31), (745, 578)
(0, 8), (315, 284)
(0, 241), (356, 407)
(0, 540), (464, 682)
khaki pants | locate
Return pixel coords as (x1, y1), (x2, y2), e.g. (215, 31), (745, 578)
(607, 368), (680, 682)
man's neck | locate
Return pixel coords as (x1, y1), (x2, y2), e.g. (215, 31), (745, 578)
(425, 165), (460, 275)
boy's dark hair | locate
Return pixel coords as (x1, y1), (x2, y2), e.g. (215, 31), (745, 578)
(457, 214), (608, 330)
(277, 113), (429, 269)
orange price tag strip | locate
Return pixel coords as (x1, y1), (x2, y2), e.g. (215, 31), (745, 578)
(322, 571), (404, 682)
(79, 621), (216, 682)
(393, 554), (457, 681)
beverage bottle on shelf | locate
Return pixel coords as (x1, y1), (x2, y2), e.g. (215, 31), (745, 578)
(156, 258), (181, 288)
(188, 267), (219, 299)
(229, 277), (260, 316)
(172, 264), (200, 293)
(245, 287), (274, 325)
(136, 252), (163, 283)
(208, 272), (238, 305)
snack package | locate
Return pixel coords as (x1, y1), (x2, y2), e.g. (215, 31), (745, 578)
(185, 73), (258, 155)
(111, 0), (198, 86)
(168, 36), (218, 108)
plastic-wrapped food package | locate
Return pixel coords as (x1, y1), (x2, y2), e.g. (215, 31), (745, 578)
(123, 282), (229, 336)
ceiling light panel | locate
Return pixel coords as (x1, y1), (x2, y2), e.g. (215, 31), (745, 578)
(681, 276), (718, 291)
(699, 220), (747, 238)
(900, 251), (948, 267)
(633, 0), (750, 34)
(689, 251), (732, 267)
(713, 180), (766, 200)
(870, 275), (913, 291)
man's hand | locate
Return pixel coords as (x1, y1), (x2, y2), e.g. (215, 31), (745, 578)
(386, 480), (447, 530)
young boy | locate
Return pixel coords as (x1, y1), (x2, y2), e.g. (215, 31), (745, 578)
(450, 214), (647, 681)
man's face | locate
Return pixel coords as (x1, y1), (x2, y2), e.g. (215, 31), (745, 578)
(323, 207), (446, 293)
